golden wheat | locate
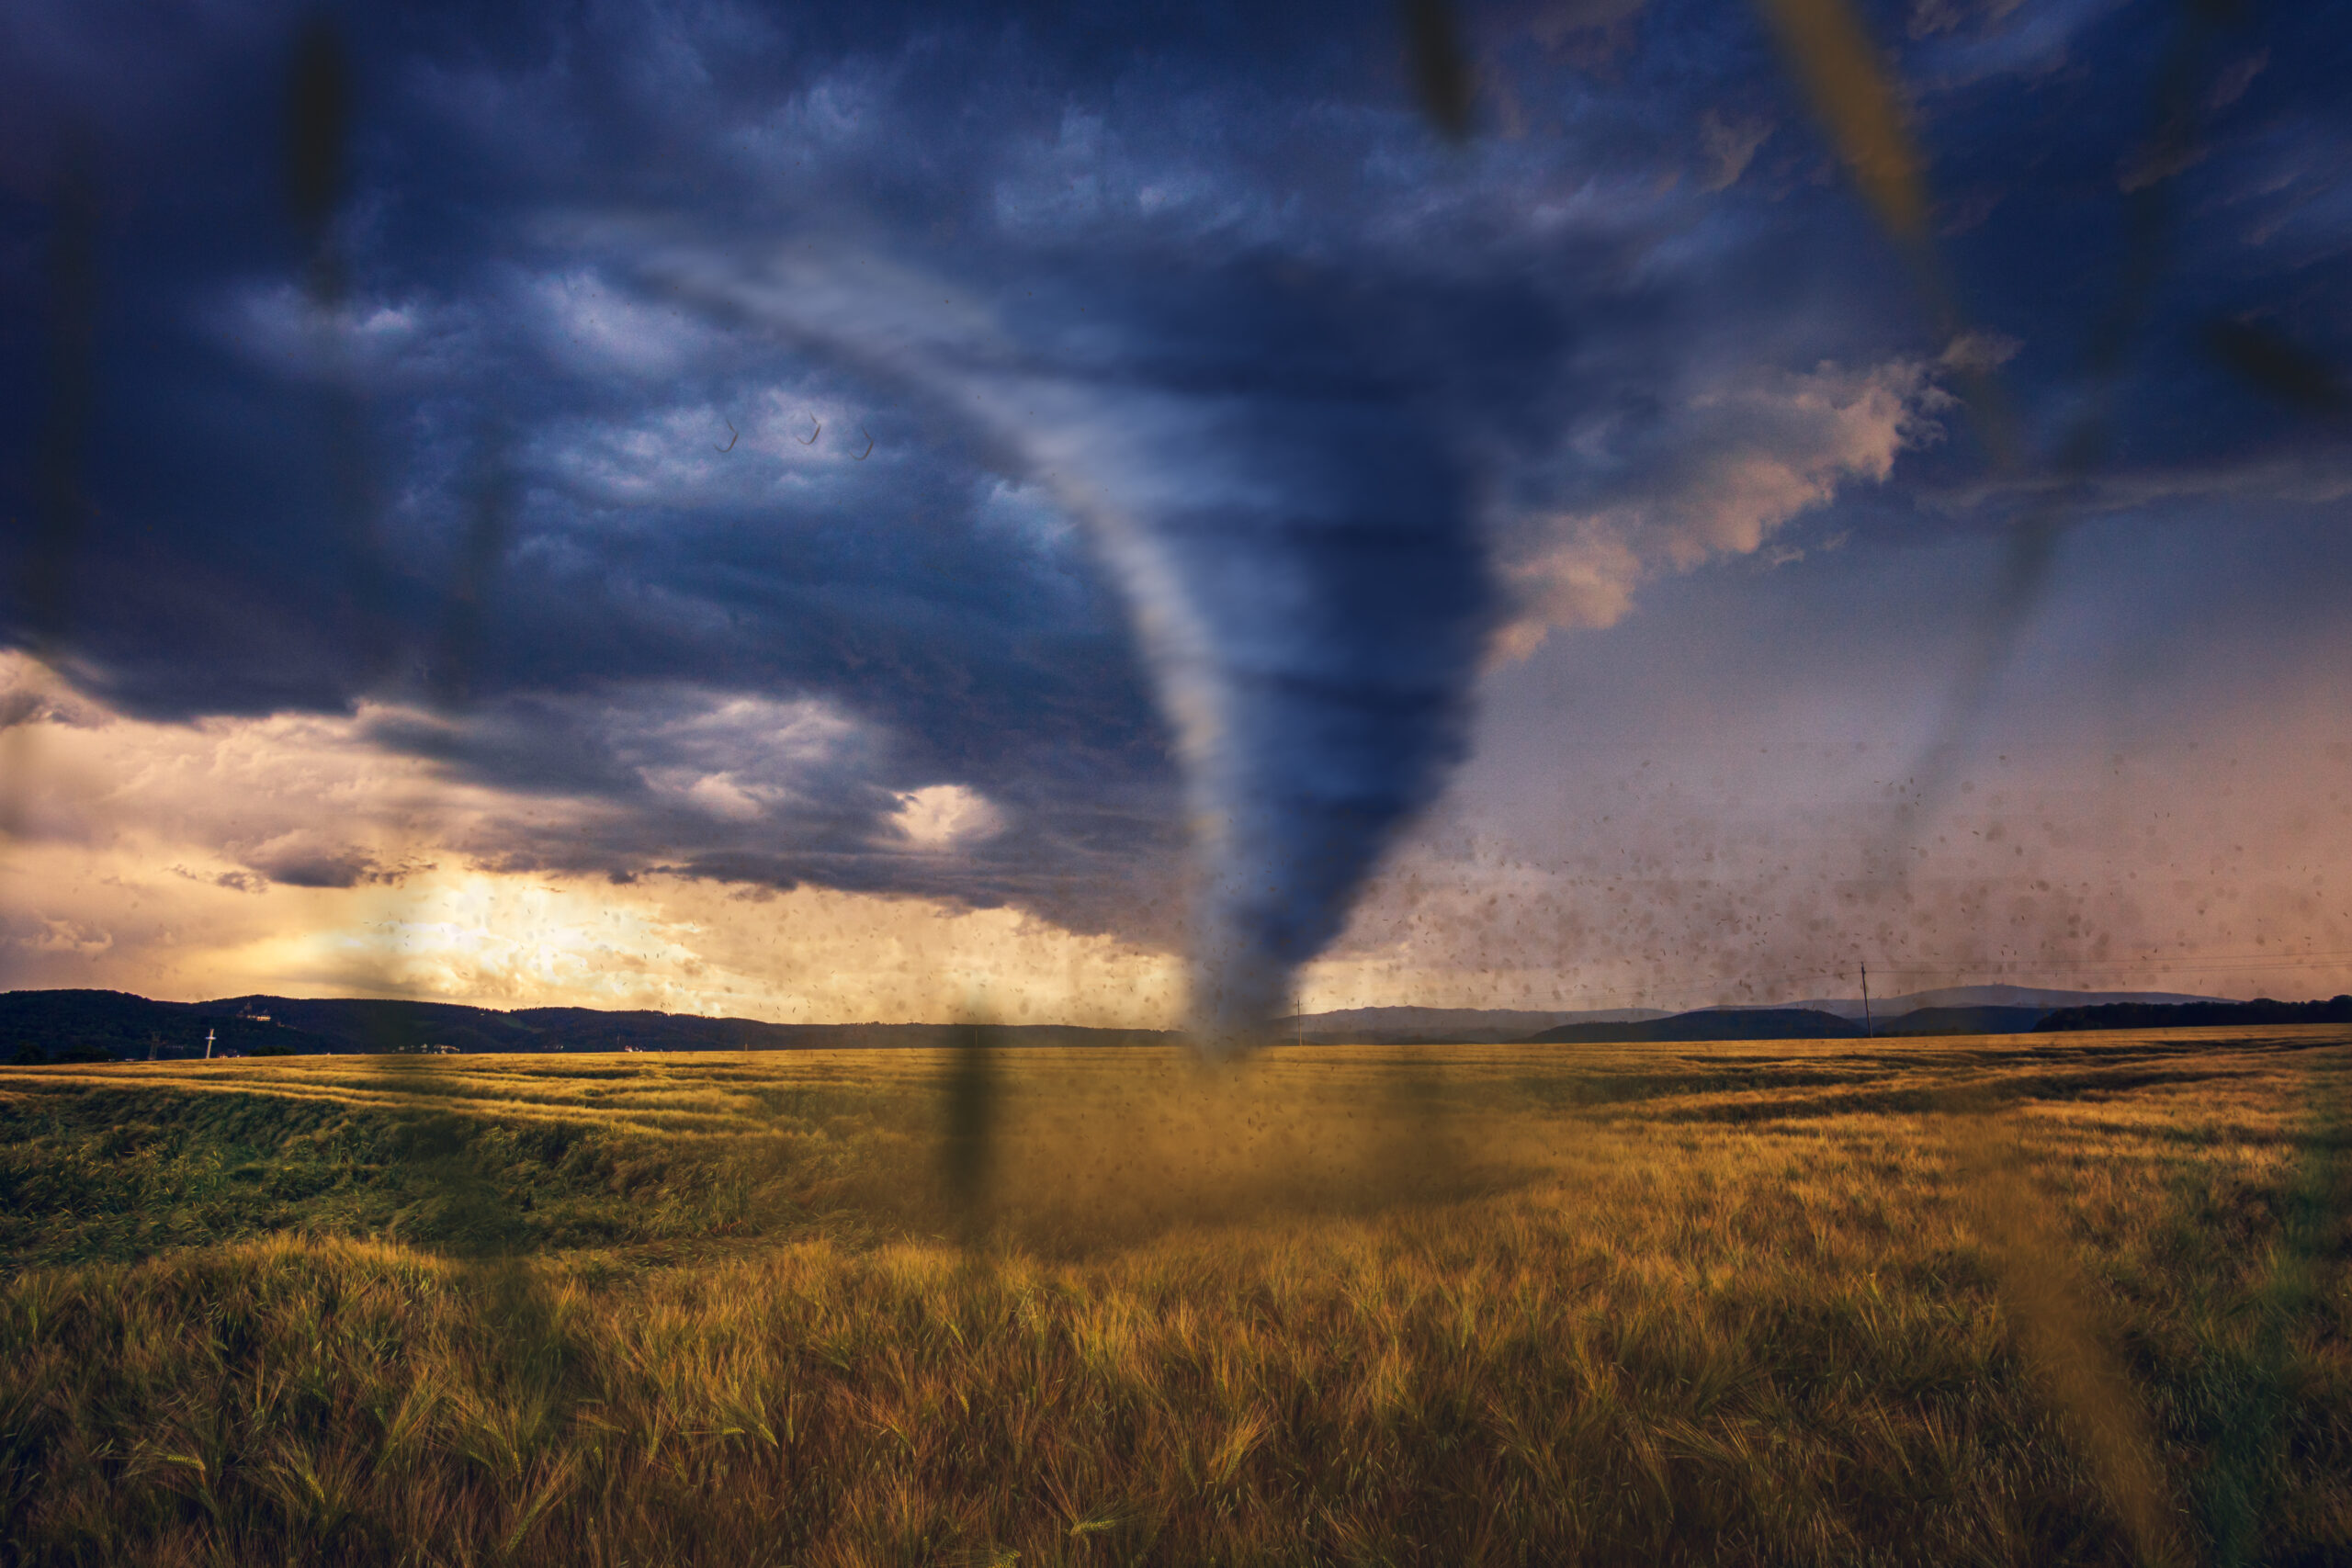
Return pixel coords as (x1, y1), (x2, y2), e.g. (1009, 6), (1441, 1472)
(3, 1028), (2346, 1564)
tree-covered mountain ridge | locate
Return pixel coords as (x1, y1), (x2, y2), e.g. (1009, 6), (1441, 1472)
(9, 986), (2344, 1061)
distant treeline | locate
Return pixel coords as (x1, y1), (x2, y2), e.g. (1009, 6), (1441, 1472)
(1520, 998), (2352, 1045)
(9, 988), (2352, 1063)
(1525, 1009), (1863, 1044)
(2033, 997), (2352, 1032)
(0, 990), (1177, 1062)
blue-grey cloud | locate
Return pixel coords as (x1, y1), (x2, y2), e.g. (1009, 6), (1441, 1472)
(243, 839), (379, 890)
(3, 0), (2349, 1032)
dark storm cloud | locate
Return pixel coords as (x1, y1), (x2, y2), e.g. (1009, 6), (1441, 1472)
(243, 841), (379, 890)
(3, 0), (2349, 1016)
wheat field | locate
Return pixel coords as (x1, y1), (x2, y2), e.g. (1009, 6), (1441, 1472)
(2, 1026), (2346, 1566)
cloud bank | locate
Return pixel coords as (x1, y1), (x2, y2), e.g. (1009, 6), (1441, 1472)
(2, 0), (2347, 1022)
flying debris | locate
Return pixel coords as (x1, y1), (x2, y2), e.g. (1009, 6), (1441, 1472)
(715, 420), (739, 452)
(854, 426), (874, 460)
(797, 415), (820, 445)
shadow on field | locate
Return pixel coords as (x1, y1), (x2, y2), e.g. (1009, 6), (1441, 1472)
(924, 1038), (1540, 1259)
(1600, 1030), (2352, 1126)
(368, 1053), (579, 1439)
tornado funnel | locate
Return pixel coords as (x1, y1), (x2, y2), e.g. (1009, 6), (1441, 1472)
(663, 243), (1493, 1056)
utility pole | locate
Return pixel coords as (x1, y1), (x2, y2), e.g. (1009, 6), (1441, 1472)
(1860, 963), (1873, 1038)
(204, 1028), (216, 1059)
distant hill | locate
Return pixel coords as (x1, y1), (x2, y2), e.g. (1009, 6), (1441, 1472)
(13, 986), (2338, 1064)
(0, 990), (345, 1061)
(1510, 993), (2352, 1046)
(1778, 986), (2229, 1022)
(1297, 991), (2241, 1044)
(2035, 997), (2352, 1032)
(0, 990), (1178, 1061)
(1298, 1005), (1670, 1044)
(1525, 1008), (1864, 1044)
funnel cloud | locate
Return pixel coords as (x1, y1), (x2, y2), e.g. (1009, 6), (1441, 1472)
(661, 245), (1491, 1052)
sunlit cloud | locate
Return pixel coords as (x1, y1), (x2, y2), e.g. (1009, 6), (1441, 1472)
(0, 655), (1177, 1024)
(1495, 355), (1953, 659)
(889, 784), (1005, 850)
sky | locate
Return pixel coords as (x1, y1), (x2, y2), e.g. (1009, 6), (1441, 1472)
(2, 0), (2348, 1026)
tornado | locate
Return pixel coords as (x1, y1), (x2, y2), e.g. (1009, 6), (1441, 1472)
(664, 242), (1493, 1057)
